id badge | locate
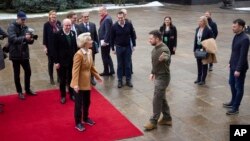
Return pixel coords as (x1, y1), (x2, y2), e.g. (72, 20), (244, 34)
(164, 37), (168, 42)
(197, 41), (201, 45)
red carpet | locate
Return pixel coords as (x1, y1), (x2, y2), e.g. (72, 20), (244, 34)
(0, 88), (143, 141)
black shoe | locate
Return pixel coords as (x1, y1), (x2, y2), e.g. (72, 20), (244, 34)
(109, 71), (115, 76)
(100, 72), (109, 76)
(91, 78), (96, 86)
(198, 81), (205, 85)
(57, 77), (60, 83)
(84, 118), (96, 126)
(18, 93), (25, 100)
(118, 81), (123, 88)
(26, 90), (37, 96)
(194, 80), (200, 84)
(75, 123), (85, 132)
(126, 81), (133, 87)
(223, 102), (233, 108)
(70, 95), (75, 101)
(50, 78), (55, 85)
(226, 109), (239, 115)
(61, 97), (66, 104)
(209, 66), (213, 71)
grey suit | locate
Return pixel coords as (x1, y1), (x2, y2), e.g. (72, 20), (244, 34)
(98, 15), (114, 74)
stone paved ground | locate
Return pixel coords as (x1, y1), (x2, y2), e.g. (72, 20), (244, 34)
(0, 2), (250, 141)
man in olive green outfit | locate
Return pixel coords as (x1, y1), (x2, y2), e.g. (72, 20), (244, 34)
(144, 30), (172, 130)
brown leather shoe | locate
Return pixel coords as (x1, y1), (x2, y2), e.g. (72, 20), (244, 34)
(158, 118), (172, 126)
(143, 122), (157, 130)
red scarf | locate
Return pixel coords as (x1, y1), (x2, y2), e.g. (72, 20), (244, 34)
(100, 14), (108, 25)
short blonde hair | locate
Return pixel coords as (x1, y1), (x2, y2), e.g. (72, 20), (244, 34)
(77, 32), (91, 48)
(200, 16), (209, 27)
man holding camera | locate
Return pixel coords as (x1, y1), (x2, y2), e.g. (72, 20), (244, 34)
(7, 11), (37, 100)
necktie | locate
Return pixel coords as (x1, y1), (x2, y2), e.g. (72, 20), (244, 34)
(85, 23), (89, 32)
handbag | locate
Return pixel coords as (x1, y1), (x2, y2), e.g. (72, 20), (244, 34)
(195, 49), (208, 59)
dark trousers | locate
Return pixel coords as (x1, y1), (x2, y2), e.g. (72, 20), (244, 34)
(74, 90), (91, 125)
(101, 45), (114, 74)
(209, 63), (213, 68)
(196, 59), (208, 82)
(58, 65), (74, 97)
(116, 46), (132, 82)
(12, 59), (31, 93)
(229, 69), (247, 110)
(48, 55), (59, 81)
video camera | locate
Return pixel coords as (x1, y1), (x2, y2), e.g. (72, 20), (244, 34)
(0, 34), (7, 40)
(26, 28), (38, 40)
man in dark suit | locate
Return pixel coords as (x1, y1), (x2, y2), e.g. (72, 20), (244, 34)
(98, 6), (115, 76)
(54, 18), (78, 104)
(223, 19), (249, 115)
(78, 11), (99, 85)
(66, 11), (81, 37)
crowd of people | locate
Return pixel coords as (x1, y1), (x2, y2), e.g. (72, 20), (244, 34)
(0, 7), (249, 132)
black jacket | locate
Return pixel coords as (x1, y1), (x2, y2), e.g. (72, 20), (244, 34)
(43, 21), (61, 57)
(229, 32), (249, 71)
(110, 21), (136, 51)
(193, 26), (213, 52)
(208, 18), (218, 39)
(54, 29), (78, 67)
(159, 25), (177, 55)
(78, 22), (99, 54)
(7, 22), (34, 60)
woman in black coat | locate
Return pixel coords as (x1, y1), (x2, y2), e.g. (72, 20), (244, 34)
(193, 16), (213, 85)
(43, 10), (61, 84)
(159, 16), (177, 55)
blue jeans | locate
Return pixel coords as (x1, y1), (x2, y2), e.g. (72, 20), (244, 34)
(116, 46), (132, 82)
(229, 69), (247, 110)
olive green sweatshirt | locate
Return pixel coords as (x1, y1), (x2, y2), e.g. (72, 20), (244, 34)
(151, 43), (171, 80)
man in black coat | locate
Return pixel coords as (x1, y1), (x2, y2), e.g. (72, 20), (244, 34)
(223, 19), (249, 115)
(78, 11), (99, 85)
(205, 11), (218, 71)
(7, 11), (37, 100)
(54, 18), (78, 104)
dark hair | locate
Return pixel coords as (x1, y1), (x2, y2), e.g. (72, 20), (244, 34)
(117, 11), (124, 15)
(162, 16), (173, 27)
(233, 19), (246, 27)
(149, 30), (162, 41)
(66, 11), (76, 18)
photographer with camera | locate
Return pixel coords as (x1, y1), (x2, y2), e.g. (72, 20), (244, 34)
(7, 11), (37, 100)
(0, 26), (8, 70)
(0, 26), (8, 112)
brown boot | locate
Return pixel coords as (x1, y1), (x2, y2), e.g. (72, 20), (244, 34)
(158, 118), (172, 126)
(143, 122), (157, 130)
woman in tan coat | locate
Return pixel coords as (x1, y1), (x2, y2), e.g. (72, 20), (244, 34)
(70, 32), (102, 132)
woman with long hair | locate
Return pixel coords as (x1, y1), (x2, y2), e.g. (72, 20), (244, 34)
(43, 10), (61, 84)
(159, 16), (177, 55)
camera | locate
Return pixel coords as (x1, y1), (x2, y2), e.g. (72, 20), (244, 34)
(26, 28), (38, 40)
(0, 34), (7, 40)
